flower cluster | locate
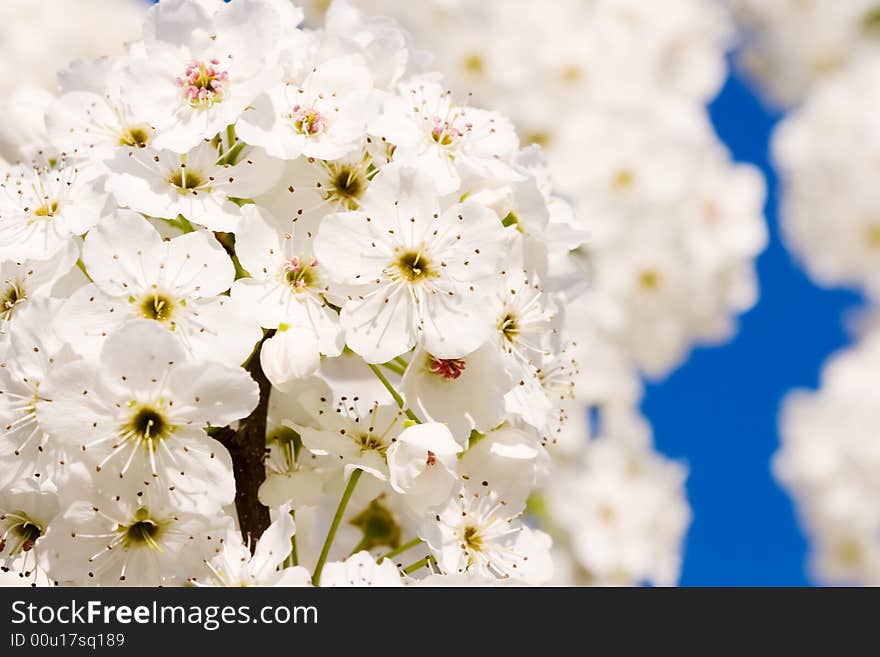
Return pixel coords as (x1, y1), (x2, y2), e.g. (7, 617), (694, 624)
(314, 0), (767, 584)
(0, 0), (588, 587)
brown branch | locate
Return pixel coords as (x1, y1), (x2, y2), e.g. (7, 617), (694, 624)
(215, 331), (275, 549)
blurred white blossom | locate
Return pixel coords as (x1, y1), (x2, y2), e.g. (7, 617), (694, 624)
(0, 0), (147, 102)
(776, 327), (880, 585)
(774, 57), (880, 301)
(545, 427), (691, 587)
(730, 0), (880, 106)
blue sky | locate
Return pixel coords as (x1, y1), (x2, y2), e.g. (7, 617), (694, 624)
(642, 69), (865, 586)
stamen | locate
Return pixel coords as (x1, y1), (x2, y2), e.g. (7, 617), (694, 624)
(283, 256), (319, 291)
(289, 105), (327, 136)
(393, 249), (436, 283)
(1, 281), (26, 321)
(177, 59), (229, 109)
(498, 312), (520, 343)
(428, 356), (467, 380)
(431, 117), (463, 146)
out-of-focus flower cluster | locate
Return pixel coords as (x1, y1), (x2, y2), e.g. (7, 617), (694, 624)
(774, 61), (880, 304)
(730, 0), (880, 107)
(0, 0), (593, 587)
(304, 0), (769, 585)
(740, 0), (880, 586)
(0, 0), (148, 101)
(775, 330), (880, 584)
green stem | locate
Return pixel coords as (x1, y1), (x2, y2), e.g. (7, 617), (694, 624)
(368, 363), (420, 423)
(402, 555), (436, 575)
(393, 355), (409, 368)
(75, 258), (93, 283)
(284, 510), (299, 568)
(312, 469), (363, 586)
(380, 361), (406, 376)
(379, 538), (423, 562)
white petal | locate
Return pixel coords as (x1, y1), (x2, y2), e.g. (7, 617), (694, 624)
(258, 469), (324, 509)
(313, 210), (389, 286)
(234, 204), (283, 276)
(55, 285), (126, 359)
(35, 360), (114, 446)
(251, 511), (295, 579)
(144, 0), (213, 53)
(166, 359), (260, 425)
(419, 284), (495, 359)
(101, 320), (187, 396)
(220, 146), (284, 199)
(163, 229), (235, 297)
(181, 295), (263, 367)
(83, 211), (164, 296)
(340, 285), (417, 363)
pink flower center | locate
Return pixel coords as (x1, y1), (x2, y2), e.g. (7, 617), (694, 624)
(426, 451), (437, 466)
(429, 356), (467, 380)
(290, 105), (327, 136)
(431, 117), (465, 146)
(284, 256), (319, 290)
(177, 59), (229, 108)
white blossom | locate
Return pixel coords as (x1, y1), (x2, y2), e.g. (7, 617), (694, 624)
(1, 241), (78, 334)
(289, 396), (404, 481)
(0, 157), (107, 261)
(386, 422), (461, 511)
(119, 0), (289, 153)
(400, 344), (514, 443)
(36, 321), (259, 511)
(0, 482), (59, 579)
(39, 490), (228, 586)
(0, 299), (79, 490)
(318, 549), (403, 586)
(61, 210), (260, 367)
(196, 511), (311, 586)
(232, 204), (344, 360)
(237, 53), (378, 161)
(419, 484), (553, 585)
(315, 164), (507, 363)
(370, 78), (519, 195)
(105, 140), (282, 232)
